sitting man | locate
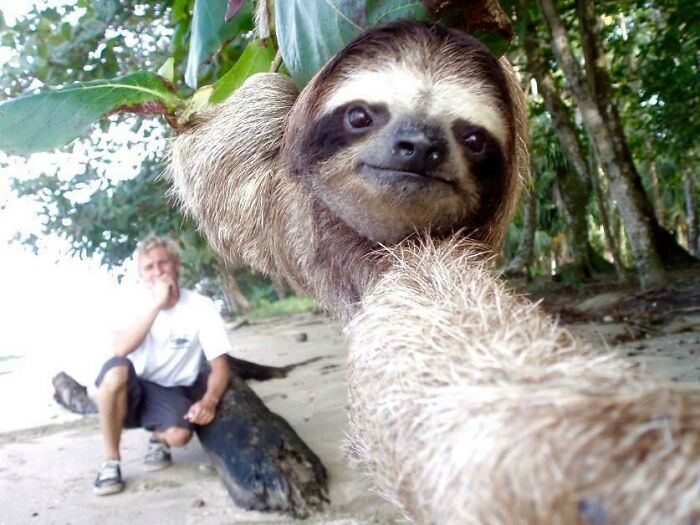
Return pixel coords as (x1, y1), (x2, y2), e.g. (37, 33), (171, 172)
(93, 235), (231, 496)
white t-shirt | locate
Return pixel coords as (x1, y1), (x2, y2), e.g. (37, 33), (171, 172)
(121, 289), (232, 387)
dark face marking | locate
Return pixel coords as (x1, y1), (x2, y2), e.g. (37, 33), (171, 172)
(452, 120), (502, 168)
(292, 101), (390, 176)
(451, 119), (507, 230)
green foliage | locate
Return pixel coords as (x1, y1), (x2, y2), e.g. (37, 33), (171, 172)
(247, 296), (318, 321)
(185, 0), (254, 88)
(274, 0), (512, 88)
(210, 38), (276, 103)
(231, 267), (277, 304)
(0, 0), (256, 155)
(0, 3), (189, 266)
(617, 1), (699, 161)
(596, 1), (699, 257)
(0, 1), (175, 97)
(9, 145), (217, 287)
(275, 0), (430, 87)
(0, 0), (697, 298)
(0, 72), (181, 155)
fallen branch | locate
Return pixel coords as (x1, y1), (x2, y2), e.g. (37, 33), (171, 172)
(196, 374), (328, 518)
(52, 372), (98, 415)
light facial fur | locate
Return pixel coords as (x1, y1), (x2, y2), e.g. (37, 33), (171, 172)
(324, 64), (509, 147)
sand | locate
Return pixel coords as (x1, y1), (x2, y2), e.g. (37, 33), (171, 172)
(1, 308), (699, 525)
(0, 312), (402, 525)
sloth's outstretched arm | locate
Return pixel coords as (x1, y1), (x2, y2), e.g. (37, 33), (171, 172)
(347, 238), (700, 525)
(168, 73), (307, 279)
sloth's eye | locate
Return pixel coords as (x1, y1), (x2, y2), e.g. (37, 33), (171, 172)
(464, 132), (486, 154)
(347, 106), (373, 129)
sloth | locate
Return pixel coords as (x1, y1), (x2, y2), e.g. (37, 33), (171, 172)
(169, 20), (700, 525)
(170, 21), (527, 318)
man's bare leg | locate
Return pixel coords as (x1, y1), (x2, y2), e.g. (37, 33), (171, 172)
(154, 427), (193, 448)
(97, 365), (129, 460)
(143, 427), (190, 471)
(93, 365), (129, 495)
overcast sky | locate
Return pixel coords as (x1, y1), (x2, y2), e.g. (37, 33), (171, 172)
(0, 1), (137, 430)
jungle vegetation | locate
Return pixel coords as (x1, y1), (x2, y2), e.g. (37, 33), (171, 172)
(0, 0), (697, 314)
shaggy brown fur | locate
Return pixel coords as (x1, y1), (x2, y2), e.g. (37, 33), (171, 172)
(347, 239), (700, 524)
(169, 20), (700, 524)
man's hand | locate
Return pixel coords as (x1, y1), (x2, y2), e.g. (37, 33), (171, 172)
(186, 355), (230, 425)
(184, 397), (218, 426)
(113, 277), (173, 357)
(151, 276), (175, 309)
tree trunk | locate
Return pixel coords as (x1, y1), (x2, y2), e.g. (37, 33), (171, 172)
(52, 372), (98, 415)
(227, 355), (324, 381)
(506, 170), (538, 276)
(647, 141), (665, 227)
(536, 0), (669, 287)
(554, 164), (592, 278)
(520, 11), (592, 277)
(521, 12), (589, 189)
(589, 147), (628, 282)
(685, 167), (699, 256)
(217, 259), (252, 314)
(574, 0), (695, 271)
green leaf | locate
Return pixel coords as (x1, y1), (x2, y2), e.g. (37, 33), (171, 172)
(157, 57), (176, 82)
(471, 29), (510, 58)
(0, 71), (182, 156)
(185, 0), (254, 89)
(210, 39), (276, 104)
(274, 0), (447, 88)
(366, 0), (429, 25)
(226, 0), (247, 21)
(180, 84), (214, 123)
(275, 0), (366, 88)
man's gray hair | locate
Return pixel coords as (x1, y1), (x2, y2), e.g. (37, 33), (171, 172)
(135, 234), (181, 263)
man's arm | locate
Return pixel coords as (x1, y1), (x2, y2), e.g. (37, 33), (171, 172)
(112, 304), (160, 357)
(112, 279), (172, 357)
(185, 354), (231, 425)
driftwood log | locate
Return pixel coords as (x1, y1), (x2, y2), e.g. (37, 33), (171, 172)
(52, 371), (98, 415)
(195, 373), (328, 518)
(54, 355), (329, 518)
(194, 355), (328, 518)
(226, 355), (323, 381)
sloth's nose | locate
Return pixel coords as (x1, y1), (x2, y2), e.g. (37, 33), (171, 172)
(390, 124), (446, 174)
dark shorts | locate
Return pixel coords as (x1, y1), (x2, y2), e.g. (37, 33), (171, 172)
(95, 356), (206, 432)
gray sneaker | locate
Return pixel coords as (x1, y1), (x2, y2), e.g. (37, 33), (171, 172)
(144, 439), (172, 471)
(93, 460), (124, 496)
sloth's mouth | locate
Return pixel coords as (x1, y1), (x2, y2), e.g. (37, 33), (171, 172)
(359, 163), (454, 186)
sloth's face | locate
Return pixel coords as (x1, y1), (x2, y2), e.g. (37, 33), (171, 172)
(288, 24), (514, 245)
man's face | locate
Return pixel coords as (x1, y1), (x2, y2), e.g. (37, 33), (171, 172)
(137, 246), (180, 288)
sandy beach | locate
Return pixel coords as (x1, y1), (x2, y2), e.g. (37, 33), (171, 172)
(0, 312), (403, 525)
(1, 305), (700, 525)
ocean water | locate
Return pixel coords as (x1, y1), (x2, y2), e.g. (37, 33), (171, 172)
(0, 247), (124, 433)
